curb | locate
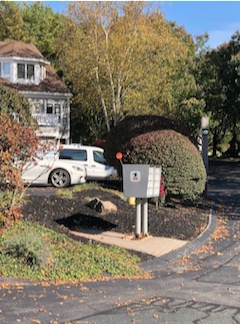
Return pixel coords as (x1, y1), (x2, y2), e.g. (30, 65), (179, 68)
(140, 204), (218, 272)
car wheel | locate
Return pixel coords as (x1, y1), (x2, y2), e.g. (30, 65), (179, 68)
(50, 168), (70, 188)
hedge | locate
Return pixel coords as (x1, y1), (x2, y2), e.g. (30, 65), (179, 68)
(123, 129), (206, 200)
(105, 115), (197, 170)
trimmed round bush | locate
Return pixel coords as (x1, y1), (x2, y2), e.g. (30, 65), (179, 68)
(105, 115), (196, 170)
(123, 129), (206, 200)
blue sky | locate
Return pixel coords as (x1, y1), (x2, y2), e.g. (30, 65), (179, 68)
(161, 1), (240, 48)
(43, 1), (240, 49)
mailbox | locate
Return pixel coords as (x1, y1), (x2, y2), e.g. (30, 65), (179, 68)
(123, 164), (161, 198)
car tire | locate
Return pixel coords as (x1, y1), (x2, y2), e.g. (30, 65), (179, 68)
(50, 168), (71, 188)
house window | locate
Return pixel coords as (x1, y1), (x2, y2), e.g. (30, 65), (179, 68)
(40, 65), (46, 79)
(27, 64), (34, 79)
(55, 104), (60, 114)
(17, 63), (25, 78)
(2, 63), (10, 76)
(35, 102), (44, 114)
(55, 104), (61, 122)
(47, 104), (53, 114)
(17, 63), (35, 80)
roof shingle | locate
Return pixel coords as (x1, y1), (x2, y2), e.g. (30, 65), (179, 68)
(0, 41), (45, 60)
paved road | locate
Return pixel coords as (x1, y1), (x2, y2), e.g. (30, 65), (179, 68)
(0, 159), (239, 324)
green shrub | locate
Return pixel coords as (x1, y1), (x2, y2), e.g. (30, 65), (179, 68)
(105, 115), (196, 171)
(123, 130), (206, 200)
(0, 83), (36, 126)
(3, 229), (52, 269)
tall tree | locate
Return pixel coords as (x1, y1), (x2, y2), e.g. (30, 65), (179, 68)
(22, 1), (67, 62)
(58, 1), (202, 140)
(225, 32), (240, 156)
(196, 31), (240, 157)
(0, 1), (27, 41)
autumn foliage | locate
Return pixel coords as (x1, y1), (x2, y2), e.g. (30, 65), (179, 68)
(0, 114), (40, 227)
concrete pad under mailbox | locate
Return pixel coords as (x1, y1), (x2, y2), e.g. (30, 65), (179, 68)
(70, 230), (189, 257)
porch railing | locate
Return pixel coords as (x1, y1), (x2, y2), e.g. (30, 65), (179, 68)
(33, 113), (59, 128)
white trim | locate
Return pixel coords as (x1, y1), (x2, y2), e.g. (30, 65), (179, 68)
(19, 91), (72, 99)
(0, 56), (49, 65)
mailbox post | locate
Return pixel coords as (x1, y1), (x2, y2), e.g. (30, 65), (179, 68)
(122, 164), (161, 238)
(201, 116), (209, 196)
(201, 116), (209, 174)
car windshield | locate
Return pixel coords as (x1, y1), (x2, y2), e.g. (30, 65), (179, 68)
(93, 150), (106, 164)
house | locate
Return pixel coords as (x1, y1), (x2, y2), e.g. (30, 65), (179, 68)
(0, 41), (72, 144)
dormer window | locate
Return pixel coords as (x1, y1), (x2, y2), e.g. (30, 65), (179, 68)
(17, 63), (24, 78)
(40, 64), (46, 80)
(17, 63), (35, 80)
(3, 63), (10, 75)
(27, 64), (34, 79)
(0, 62), (11, 77)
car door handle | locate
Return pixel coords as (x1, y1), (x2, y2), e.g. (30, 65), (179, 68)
(91, 165), (96, 167)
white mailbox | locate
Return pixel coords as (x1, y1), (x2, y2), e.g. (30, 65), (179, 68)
(123, 164), (161, 198)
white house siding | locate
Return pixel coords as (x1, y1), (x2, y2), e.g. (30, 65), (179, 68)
(0, 41), (72, 144)
(26, 95), (71, 144)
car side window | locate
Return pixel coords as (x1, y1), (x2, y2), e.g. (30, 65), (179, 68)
(93, 150), (106, 164)
(59, 149), (87, 161)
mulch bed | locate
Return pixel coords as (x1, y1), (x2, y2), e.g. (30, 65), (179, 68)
(22, 188), (212, 243)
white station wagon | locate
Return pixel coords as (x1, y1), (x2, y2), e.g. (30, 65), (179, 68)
(22, 155), (86, 188)
(59, 144), (117, 180)
(22, 144), (117, 188)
